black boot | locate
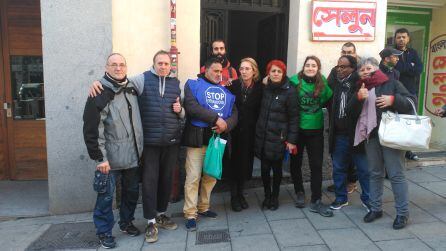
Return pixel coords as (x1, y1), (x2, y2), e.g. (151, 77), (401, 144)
(231, 195), (242, 212)
(270, 196), (279, 211)
(237, 181), (248, 209)
(262, 187), (272, 210)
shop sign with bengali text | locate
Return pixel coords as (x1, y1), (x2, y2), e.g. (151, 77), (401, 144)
(312, 1), (376, 41)
(425, 34), (446, 115)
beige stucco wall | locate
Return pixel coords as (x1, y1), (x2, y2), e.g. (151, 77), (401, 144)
(287, 0), (388, 77)
(425, 5), (446, 150)
(111, 0), (200, 85)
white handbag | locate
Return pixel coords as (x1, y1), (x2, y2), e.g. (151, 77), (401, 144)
(378, 98), (432, 150)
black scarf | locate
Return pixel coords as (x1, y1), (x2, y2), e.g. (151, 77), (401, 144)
(335, 74), (353, 119)
(104, 72), (128, 87)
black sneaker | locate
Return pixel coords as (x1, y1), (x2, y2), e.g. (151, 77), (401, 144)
(198, 210), (217, 219)
(405, 151), (419, 161)
(295, 192), (305, 208)
(330, 200), (348, 210)
(98, 234), (116, 249)
(309, 200), (334, 217)
(393, 215), (409, 230)
(363, 210), (383, 223)
(119, 221), (140, 237)
(239, 194), (249, 209)
(185, 218), (197, 231)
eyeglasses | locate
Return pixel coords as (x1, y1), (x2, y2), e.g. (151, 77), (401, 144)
(107, 63), (127, 68)
(336, 65), (351, 70)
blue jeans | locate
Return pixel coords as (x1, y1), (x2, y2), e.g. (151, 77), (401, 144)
(93, 167), (140, 236)
(331, 135), (369, 203)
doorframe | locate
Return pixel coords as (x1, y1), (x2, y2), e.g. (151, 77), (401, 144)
(200, 0), (290, 66)
(0, 0), (12, 180)
(0, 0), (17, 180)
(386, 6), (432, 114)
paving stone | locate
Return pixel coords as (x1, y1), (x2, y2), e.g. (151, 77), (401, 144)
(422, 166), (446, 180)
(318, 228), (379, 250)
(264, 202), (305, 222)
(142, 241), (186, 251)
(417, 236), (446, 250)
(231, 233), (279, 251)
(107, 221), (144, 251)
(417, 181), (446, 198)
(375, 238), (432, 251)
(229, 220), (271, 237)
(405, 169), (443, 183)
(225, 194), (265, 222)
(303, 208), (355, 230)
(357, 221), (415, 242)
(382, 201), (437, 224)
(270, 219), (323, 247)
(404, 181), (446, 220)
(281, 245), (329, 251)
(408, 221), (446, 238)
(1, 224), (51, 251)
(153, 220), (188, 244)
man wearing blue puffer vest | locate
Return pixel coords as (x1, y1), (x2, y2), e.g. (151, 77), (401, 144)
(182, 57), (238, 231)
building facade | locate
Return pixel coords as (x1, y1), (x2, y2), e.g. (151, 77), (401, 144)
(0, 0), (445, 214)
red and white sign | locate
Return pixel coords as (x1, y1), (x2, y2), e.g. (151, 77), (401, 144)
(312, 1), (376, 41)
(425, 34), (446, 115)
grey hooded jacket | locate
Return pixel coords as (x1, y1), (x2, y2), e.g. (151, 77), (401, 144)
(83, 76), (143, 170)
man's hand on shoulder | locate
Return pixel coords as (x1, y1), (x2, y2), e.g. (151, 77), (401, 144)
(89, 81), (104, 97)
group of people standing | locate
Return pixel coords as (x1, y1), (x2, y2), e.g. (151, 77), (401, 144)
(83, 28), (424, 249)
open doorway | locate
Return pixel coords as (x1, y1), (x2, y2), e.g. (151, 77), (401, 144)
(201, 0), (289, 75)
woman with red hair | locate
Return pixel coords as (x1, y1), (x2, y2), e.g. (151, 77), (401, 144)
(255, 60), (299, 210)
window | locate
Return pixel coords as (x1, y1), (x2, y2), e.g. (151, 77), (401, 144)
(10, 56), (45, 120)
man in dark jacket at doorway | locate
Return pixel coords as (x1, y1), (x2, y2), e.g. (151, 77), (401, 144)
(379, 48), (403, 81)
(83, 53), (143, 249)
(200, 39), (238, 86)
(394, 28), (423, 161)
(182, 57), (237, 231)
(88, 50), (185, 244)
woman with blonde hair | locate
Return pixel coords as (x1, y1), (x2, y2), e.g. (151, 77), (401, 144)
(226, 57), (263, 211)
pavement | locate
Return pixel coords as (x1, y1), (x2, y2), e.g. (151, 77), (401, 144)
(2, 165), (446, 250)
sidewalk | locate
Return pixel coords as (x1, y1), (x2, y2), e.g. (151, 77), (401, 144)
(2, 165), (446, 251)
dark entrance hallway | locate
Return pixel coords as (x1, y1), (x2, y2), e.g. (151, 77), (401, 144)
(201, 1), (289, 75)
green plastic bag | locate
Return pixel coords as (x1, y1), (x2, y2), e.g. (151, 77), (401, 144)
(203, 133), (227, 180)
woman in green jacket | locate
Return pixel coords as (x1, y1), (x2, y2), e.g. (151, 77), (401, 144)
(289, 55), (333, 217)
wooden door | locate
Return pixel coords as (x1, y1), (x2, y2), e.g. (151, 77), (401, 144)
(0, 0), (47, 180)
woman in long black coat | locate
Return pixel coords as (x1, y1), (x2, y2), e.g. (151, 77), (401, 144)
(226, 57), (263, 212)
(255, 59), (299, 211)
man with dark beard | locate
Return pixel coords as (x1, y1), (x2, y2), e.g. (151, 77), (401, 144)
(200, 39), (238, 86)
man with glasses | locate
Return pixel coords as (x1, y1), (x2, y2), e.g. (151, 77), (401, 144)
(327, 42), (360, 194)
(83, 53), (143, 249)
(88, 50), (184, 244)
(327, 55), (371, 211)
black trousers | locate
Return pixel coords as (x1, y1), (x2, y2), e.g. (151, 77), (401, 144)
(260, 158), (283, 197)
(290, 130), (324, 203)
(142, 144), (179, 220)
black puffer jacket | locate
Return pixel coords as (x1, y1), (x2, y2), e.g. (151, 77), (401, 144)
(139, 69), (182, 146)
(255, 79), (299, 161)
